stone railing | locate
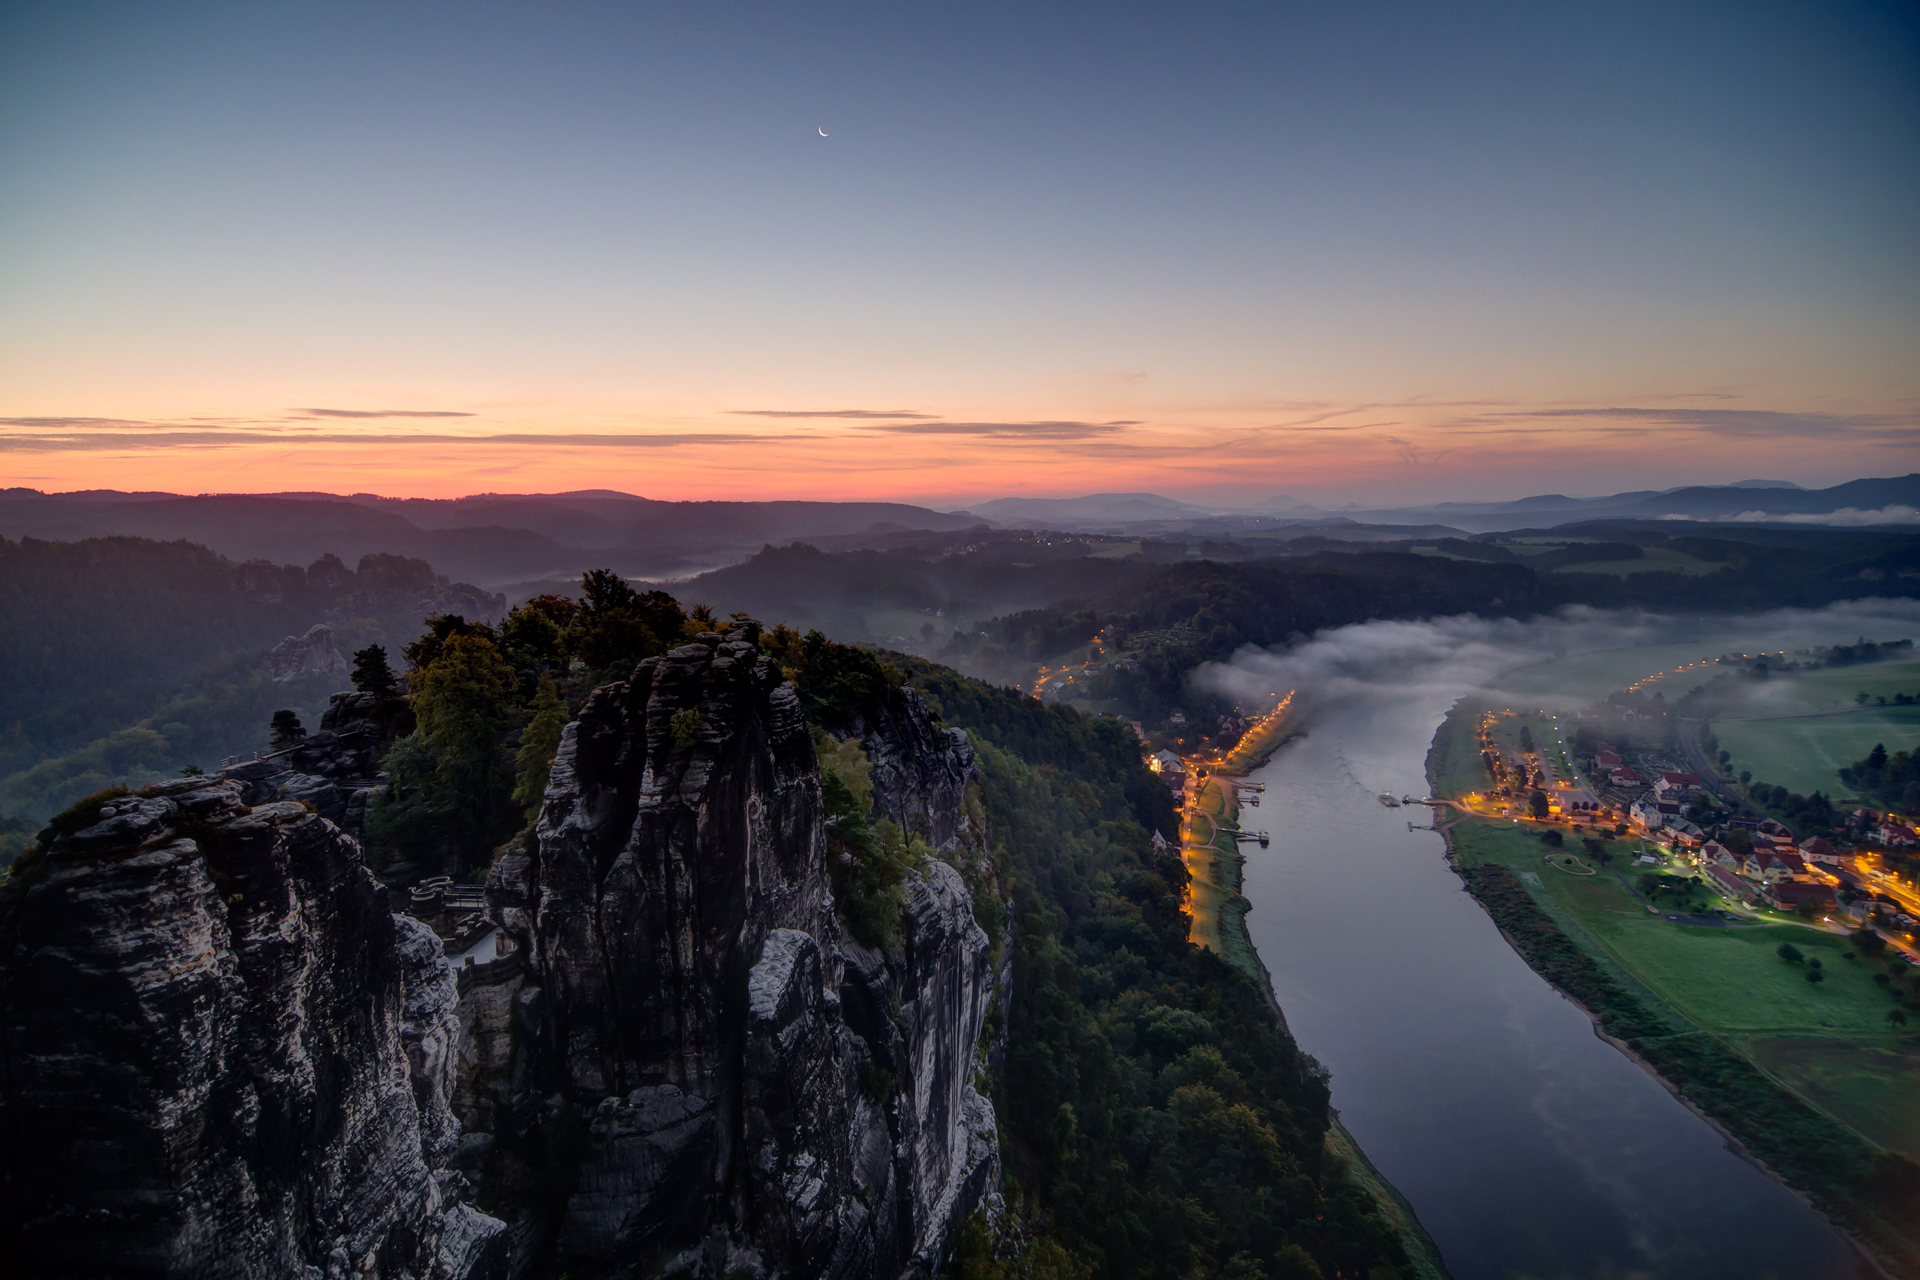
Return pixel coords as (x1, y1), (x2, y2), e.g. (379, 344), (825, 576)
(456, 947), (523, 995)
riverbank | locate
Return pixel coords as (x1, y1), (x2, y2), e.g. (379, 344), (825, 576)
(1185, 710), (1453, 1278)
(1180, 693), (1297, 964)
(1428, 703), (1920, 1277)
(1180, 773), (1257, 977)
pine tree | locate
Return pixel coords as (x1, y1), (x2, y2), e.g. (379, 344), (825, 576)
(352, 644), (399, 697)
(269, 709), (305, 747)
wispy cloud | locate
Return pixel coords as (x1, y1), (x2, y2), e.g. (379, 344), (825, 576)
(0, 428), (770, 452)
(726, 408), (939, 419)
(869, 420), (1137, 439)
(0, 416), (154, 429)
(295, 407), (475, 418)
(1493, 406), (1917, 440)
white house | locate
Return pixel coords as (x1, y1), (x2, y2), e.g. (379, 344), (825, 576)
(1630, 797), (1667, 831)
(1798, 837), (1842, 866)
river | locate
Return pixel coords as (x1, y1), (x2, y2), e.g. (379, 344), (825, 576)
(1238, 667), (1867, 1278)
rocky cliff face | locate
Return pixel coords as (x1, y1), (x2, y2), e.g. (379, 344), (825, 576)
(486, 623), (998, 1278)
(0, 777), (507, 1280)
(271, 622), (351, 683)
(225, 689), (413, 864)
(857, 686), (977, 851)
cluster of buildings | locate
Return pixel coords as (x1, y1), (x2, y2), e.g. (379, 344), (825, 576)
(1151, 748), (1192, 804)
(1693, 831), (1917, 927)
(1517, 735), (1919, 930)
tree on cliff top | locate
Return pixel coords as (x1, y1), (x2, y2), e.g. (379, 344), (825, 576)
(412, 634), (518, 819)
(351, 644), (399, 697)
(513, 675), (568, 823)
(269, 709), (305, 748)
(373, 632), (522, 871)
(565, 569), (687, 674)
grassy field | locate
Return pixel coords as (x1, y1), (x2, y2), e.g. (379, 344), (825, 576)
(1498, 641), (1754, 706)
(1429, 694), (1494, 798)
(1550, 546), (1723, 578)
(1748, 1036), (1920, 1159)
(1447, 805), (1920, 1161)
(1716, 705), (1920, 799)
(1432, 647), (1920, 1260)
(1714, 659), (1920, 717)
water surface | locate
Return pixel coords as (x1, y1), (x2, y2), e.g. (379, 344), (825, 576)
(1241, 688), (1862, 1280)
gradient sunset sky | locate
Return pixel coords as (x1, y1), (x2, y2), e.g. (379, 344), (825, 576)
(2, 1), (1915, 506)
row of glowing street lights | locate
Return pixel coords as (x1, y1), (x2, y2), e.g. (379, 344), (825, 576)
(1174, 691), (1294, 928)
(1626, 651), (1790, 694)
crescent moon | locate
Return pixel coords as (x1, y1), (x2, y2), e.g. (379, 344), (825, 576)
(818, 127), (829, 137)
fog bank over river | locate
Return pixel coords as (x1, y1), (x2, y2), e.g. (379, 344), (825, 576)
(1195, 600), (1920, 1280)
(1196, 598), (1920, 718)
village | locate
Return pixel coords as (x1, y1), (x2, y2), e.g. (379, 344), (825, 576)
(1462, 704), (1920, 959)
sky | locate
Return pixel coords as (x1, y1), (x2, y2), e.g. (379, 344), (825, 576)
(2, 0), (1916, 507)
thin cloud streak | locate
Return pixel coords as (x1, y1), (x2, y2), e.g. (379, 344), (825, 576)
(1493, 407), (1918, 440)
(726, 408), (939, 419)
(0, 430), (773, 452)
(296, 408), (476, 418)
(869, 420), (1138, 439)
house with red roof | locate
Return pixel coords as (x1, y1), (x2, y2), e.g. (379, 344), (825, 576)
(1797, 837), (1841, 866)
(1740, 849), (1809, 883)
(1765, 881), (1835, 913)
(1707, 864), (1758, 903)
(1699, 840), (1737, 869)
(1878, 822), (1919, 848)
(1653, 772), (1701, 800)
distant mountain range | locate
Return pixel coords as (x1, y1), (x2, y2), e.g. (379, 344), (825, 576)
(0, 489), (985, 587)
(960, 492), (1216, 523)
(952, 475), (1920, 535)
(3, 475), (1911, 594)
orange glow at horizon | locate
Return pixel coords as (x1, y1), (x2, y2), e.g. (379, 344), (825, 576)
(2, 404), (1906, 504)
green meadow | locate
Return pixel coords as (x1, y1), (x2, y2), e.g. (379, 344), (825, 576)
(1446, 790), (1920, 1161)
(1550, 546), (1723, 578)
(1717, 659), (1920, 717)
(1716, 705), (1920, 800)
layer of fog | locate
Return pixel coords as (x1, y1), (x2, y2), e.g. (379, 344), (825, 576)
(1195, 597), (1920, 722)
(1657, 505), (1920, 526)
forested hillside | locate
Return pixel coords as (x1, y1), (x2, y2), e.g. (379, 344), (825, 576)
(890, 662), (1406, 1278)
(947, 553), (1537, 723)
(360, 582), (1415, 1277)
(0, 535), (500, 826)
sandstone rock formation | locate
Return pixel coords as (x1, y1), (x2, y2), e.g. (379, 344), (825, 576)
(0, 777), (507, 1279)
(270, 621), (351, 683)
(0, 622), (1000, 1279)
(225, 688), (413, 853)
(486, 623), (999, 1278)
